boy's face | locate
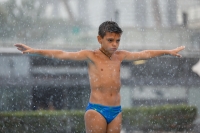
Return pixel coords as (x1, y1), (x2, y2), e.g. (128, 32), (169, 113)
(97, 32), (121, 54)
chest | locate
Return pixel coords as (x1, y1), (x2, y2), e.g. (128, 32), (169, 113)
(89, 56), (122, 74)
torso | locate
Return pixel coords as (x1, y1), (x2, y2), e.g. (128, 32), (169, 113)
(87, 50), (124, 106)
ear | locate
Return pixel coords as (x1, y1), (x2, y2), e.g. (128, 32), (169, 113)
(97, 35), (102, 44)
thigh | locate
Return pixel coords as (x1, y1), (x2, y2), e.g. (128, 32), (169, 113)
(107, 112), (122, 133)
(84, 110), (107, 133)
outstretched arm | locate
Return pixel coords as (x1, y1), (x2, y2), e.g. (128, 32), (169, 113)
(123, 46), (185, 61)
(14, 43), (89, 61)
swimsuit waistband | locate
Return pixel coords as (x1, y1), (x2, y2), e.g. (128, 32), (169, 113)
(88, 102), (121, 108)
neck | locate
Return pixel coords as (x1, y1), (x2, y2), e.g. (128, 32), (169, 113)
(99, 47), (112, 60)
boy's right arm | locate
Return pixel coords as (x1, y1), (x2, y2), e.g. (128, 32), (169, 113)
(14, 43), (89, 61)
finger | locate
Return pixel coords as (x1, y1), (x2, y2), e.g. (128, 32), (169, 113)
(15, 45), (23, 49)
(14, 43), (23, 47)
(178, 46), (185, 51)
(176, 54), (182, 58)
(17, 46), (24, 50)
(15, 43), (26, 48)
(17, 48), (21, 51)
(16, 44), (27, 49)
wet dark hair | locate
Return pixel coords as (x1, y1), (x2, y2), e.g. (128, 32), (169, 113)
(98, 21), (123, 38)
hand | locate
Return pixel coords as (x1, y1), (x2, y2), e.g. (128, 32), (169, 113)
(170, 46), (185, 57)
(14, 43), (33, 54)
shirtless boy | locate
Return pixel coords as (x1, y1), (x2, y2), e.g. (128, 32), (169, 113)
(15, 21), (185, 133)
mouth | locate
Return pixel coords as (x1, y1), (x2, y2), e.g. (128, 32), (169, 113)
(110, 48), (117, 51)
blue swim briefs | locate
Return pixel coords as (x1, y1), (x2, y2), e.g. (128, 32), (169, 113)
(86, 102), (122, 124)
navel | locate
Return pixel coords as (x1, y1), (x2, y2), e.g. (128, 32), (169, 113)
(101, 69), (103, 71)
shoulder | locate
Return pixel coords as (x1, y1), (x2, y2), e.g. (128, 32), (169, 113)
(78, 49), (98, 62)
(79, 49), (96, 55)
(115, 50), (137, 61)
(76, 49), (95, 55)
(115, 50), (130, 56)
(113, 50), (128, 60)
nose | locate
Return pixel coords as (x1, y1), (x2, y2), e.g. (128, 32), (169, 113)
(112, 41), (117, 47)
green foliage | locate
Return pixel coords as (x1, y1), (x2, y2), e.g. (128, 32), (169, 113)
(0, 105), (197, 132)
(0, 110), (85, 133)
(122, 104), (197, 132)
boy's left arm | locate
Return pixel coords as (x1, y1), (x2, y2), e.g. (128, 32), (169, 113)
(123, 46), (185, 61)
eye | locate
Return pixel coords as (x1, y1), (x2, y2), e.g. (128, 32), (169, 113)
(108, 39), (113, 42)
(117, 40), (120, 43)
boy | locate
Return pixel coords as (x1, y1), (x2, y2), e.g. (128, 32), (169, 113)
(15, 21), (185, 133)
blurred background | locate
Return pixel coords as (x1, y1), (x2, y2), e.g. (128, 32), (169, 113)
(1, 0), (200, 118)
